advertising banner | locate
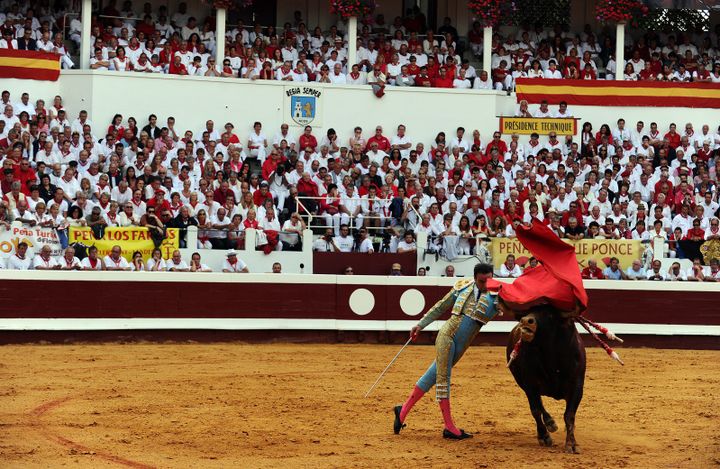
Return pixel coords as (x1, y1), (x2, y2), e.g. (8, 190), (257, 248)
(69, 227), (179, 261)
(499, 117), (577, 135)
(0, 223), (62, 258)
(490, 238), (643, 270)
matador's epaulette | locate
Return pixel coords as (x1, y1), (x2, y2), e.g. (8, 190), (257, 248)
(452, 278), (474, 291)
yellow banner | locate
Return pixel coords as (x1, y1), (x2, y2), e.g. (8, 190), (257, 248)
(499, 117), (577, 136)
(490, 238), (642, 270)
(69, 227), (180, 261)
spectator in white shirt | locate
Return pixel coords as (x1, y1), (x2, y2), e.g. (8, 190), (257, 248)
(452, 69), (471, 89)
(356, 228), (374, 253)
(104, 245), (131, 271)
(499, 254), (523, 277)
(222, 250), (249, 272)
(543, 61), (562, 79)
(166, 250), (190, 271)
(33, 244), (60, 270)
(7, 242), (33, 270)
(332, 224), (354, 252)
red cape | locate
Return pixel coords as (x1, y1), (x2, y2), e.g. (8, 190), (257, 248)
(499, 220), (589, 312)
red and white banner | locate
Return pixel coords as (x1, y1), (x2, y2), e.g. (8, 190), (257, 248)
(0, 49), (61, 81)
(515, 78), (720, 109)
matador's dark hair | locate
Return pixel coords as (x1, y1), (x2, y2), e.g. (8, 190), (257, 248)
(474, 263), (493, 276)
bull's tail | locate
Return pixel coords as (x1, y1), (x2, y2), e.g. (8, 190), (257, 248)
(576, 317), (624, 366)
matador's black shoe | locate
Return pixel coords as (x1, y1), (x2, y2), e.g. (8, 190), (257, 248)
(393, 405), (406, 434)
(443, 429), (472, 440)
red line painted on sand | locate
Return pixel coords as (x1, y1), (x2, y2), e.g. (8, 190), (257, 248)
(29, 396), (156, 469)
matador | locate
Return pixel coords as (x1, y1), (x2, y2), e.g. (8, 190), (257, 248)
(393, 263), (502, 439)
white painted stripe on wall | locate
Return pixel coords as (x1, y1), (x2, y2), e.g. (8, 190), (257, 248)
(0, 319), (718, 336)
(1, 270), (720, 293)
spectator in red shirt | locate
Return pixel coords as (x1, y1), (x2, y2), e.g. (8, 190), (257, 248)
(580, 63), (597, 80)
(298, 125), (318, 151)
(581, 259), (605, 279)
(414, 67), (432, 87)
(485, 131), (508, 159)
(638, 62), (656, 81)
(213, 181), (235, 206)
(146, 189), (171, 213)
(168, 55), (188, 75)
(296, 172), (320, 213)
(433, 67), (453, 88)
(366, 126), (391, 152)
(253, 181), (274, 207)
(13, 159), (36, 195)
(136, 15), (155, 38)
(684, 219), (706, 241)
(664, 123), (681, 148)
(426, 56), (439, 81)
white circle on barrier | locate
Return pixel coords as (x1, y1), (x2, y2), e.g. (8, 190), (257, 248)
(400, 289), (426, 317)
(349, 288), (375, 316)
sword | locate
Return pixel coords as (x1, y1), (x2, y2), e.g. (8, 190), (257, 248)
(364, 337), (413, 398)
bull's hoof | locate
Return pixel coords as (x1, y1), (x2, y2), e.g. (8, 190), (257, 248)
(538, 434), (553, 447)
(564, 442), (581, 454)
(544, 418), (558, 433)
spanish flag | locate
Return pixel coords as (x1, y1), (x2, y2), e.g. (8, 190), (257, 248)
(0, 49), (61, 81)
(515, 78), (720, 109)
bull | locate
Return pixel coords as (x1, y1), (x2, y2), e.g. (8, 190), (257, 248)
(506, 306), (586, 454)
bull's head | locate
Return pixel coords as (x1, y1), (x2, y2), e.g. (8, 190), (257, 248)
(519, 313), (538, 342)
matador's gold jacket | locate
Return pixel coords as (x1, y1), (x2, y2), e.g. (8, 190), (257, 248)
(416, 279), (500, 330)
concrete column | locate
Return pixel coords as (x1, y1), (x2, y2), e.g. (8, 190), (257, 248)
(415, 232), (428, 266)
(79, 0), (92, 69)
(215, 8), (227, 66)
(652, 236), (664, 260)
(186, 225), (198, 249)
(245, 228), (257, 251)
(482, 26), (492, 74)
(347, 15), (358, 69)
(615, 22), (625, 80)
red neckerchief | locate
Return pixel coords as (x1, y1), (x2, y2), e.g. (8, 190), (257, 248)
(89, 257), (98, 268)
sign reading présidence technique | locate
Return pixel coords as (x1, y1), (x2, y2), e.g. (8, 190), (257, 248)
(499, 117), (577, 136)
(285, 86), (322, 126)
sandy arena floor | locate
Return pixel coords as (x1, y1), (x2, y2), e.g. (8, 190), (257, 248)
(1, 343), (719, 468)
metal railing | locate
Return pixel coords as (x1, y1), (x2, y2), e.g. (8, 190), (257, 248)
(62, 12), (80, 38)
(294, 195), (423, 233)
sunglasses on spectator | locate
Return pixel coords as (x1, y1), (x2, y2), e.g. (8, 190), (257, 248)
(344, 268), (353, 273)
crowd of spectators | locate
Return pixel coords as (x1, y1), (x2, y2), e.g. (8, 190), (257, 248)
(3, 2), (720, 91)
(470, 22), (720, 89)
(496, 253), (720, 281)
(2, 87), (720, 274)
(5, 238), (283, 273)
(3, 3), (720, 278)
